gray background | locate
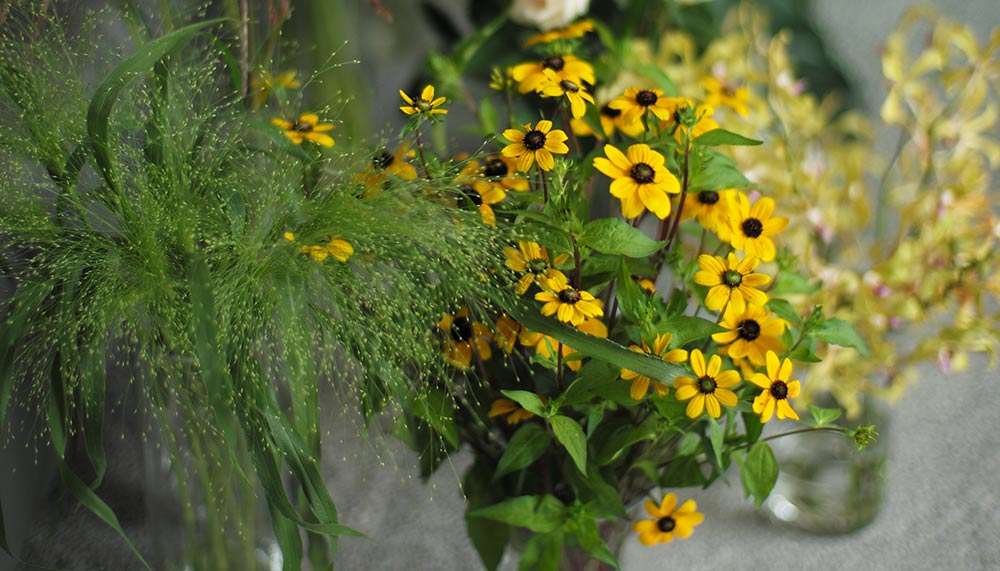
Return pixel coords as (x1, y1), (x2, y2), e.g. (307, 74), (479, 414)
(2, 1), (999, 570)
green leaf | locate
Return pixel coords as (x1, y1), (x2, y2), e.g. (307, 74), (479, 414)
(807, 405), (842, 428)
(508, 305), (688, 384)
(518, 530), (563, 571)
(563, 463), (627, 520)
(739, 442), (779, 508)
(694, 128), (763, 147)
(495, 423), (552, 480)
(614, 259), (647, 324)
(595, 424), (657, 466)
(59, 462), (150, 568)
(766, 298), (800, 326)
(578, 218), (664, 258)
(659, 455), (706, 487)
(412, 387), (460, 448)
(471, 495), (568, 533)
(771, 271), (820, 295)
(707, 417), (725, 471)
(559, 360), (620, 406)
(815, 318), (871, 357)
(566, 510), (619, 568)
(550, 415), (588, 474)
(661, 315), (725, 346)
(465, 458), (509, 571)
(688, 151), (751, 193)
(478, 98), (499, 136)
(501, 390), (548, 417)
(87, 19), (224, 192)
(636, 64), (679, 96)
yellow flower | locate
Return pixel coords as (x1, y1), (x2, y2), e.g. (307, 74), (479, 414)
(593, 143), (680, 220)
(494, 314), (522, 353)
(570, 103), (645, 140)
(504, 240), (569, 295)
(521, 318), (606, 372)
(750, 351), (801, 422)
(271, 113), (335, 147)
(525, 19), (594, 46)
(725, 193), (789, 262)
(634, 275), (656, 293)
(283, 232), (296, 242)
(620, 333), (688, 400)
(534, 272), (603, 326)
(438, 307), (492, 369)
(680, 189), (735, 235)
(633, 493), (704, 546)
(608, 87), (677, 130)
(712, 303), (786, 367)
(700, 76), (751, 117)
(488, 396), (545, 425)
(358, 146), (418, 194)
(454, 159), (506, 226)
(501, 120), (569, 172)
(673, 349), (741, 419)
(399, 84), (448, 116)
(693, 252), (770, 314)
(511, 54), (595, 94)
(478, 155), (530, 194)
(301, 245), (329, 262)
(662, 100), (719, 143)
(325, 236), (354, 263)
(537, 68), (595, 118)
(252, 69), (301, 104)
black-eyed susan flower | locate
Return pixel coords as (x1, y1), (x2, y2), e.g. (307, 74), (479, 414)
(633, 493), (704, 546)
(511, 54), (595, 94)
(252, 69), (301, 105)
(438, 307), (492, 369)
(750, 351), (801, 422)
(494, 314), (522, 353)
(620, 333), (688, 400)
(325, 236), (354, 263)
(399, 84), (448, 117)
(673, 349), (740, 419)
(693, 252), (770, 314)
(570, 103), (645, 141)
(725, 193), (789, 262)
(593, 143), (680, 220)
(537, 68), (595, 119)
(634, 275), (656, 293)
(504, 240), (569, 295)
(712, 303), (786, 367)
(608, 87), (678, 130)
(454, 158), (506, 226)
(534, 272), (603, 326)
(271, 113), (335, 147)
(358, 146), (418, 194)
(680, 189), (735, 235)
(479, 155), (530, 194)
(701, 75), (751, 117)
(525, 19), (594, 46)
(488, 396), (545, 425)
(522, 318), (607, 372)
(501, 120), (569, 172)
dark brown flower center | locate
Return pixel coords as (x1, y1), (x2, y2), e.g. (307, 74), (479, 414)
(698, 190), (720, 205)
(374, 150), (394, 170)
(484, 158), (508, 177)
(559, 79), (580, 93)
(459, 183), (481, 205)
(657, 516), (676, 533)
(524, 130), (547, 151)
(723, 270), (743, 288)
(600, 104), (621, 118)
(558, 288), (581, 304)
(542, 55), (565, 71)
(698, 376), (717, 394)
(738, 319), (761, 341)
(450, 317), (474, 342)
(630, 163), (655, 184)
(742, 218), (764, 238)
(635, 90), (658, 107)
(771, 380), (788, 400)
(292, 120), (314, 132)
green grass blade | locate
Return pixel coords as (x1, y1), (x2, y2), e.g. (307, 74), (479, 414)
(0, 280), (56, 435)
(86, 18), (225, 193)
(58, 462), (150, 568)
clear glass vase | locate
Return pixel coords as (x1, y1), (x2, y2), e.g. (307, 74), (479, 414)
(761, 393), (889, 534)
(497, 517), (631, 571)
(144, 398), (282, 570)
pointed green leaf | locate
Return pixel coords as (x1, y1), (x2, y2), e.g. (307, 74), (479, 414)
(501, 390), (548, 417)
(495, 423), (552, 480)
(694, 128), (763, 147)
(815, 318), (871, 357)
(550, 415), (587, 474)
(807, 405), (842, 428)
(739, 442), (779, 508)
(579, 218), (664, 258)
(470, 495), (568, 533)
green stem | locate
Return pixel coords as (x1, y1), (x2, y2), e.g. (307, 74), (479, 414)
(727, 425), (849, 453)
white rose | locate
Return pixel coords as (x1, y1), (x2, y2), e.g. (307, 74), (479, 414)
(509, 0), (590, 31)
